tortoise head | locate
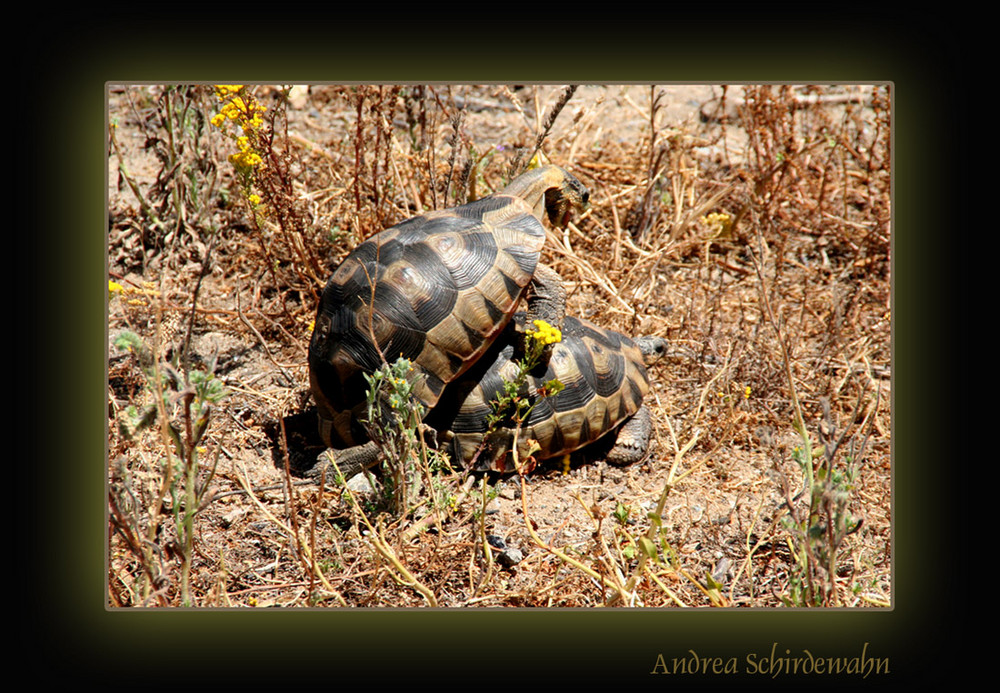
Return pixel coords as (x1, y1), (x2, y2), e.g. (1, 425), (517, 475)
(501, 165), (590, 228)
(635, 335), (669, 366)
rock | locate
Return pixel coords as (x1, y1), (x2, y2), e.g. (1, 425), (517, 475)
(345, 472), (376, 497)
(498, 547), (524, 568)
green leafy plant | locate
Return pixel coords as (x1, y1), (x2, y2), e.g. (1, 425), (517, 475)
(479, 319), (564, 473)
(360, 357), (427, 514)
(109, 331), (229, 607)
(779, 396), (868, 608)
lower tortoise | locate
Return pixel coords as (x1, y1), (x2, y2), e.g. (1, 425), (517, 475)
(426, 313), (668, 472)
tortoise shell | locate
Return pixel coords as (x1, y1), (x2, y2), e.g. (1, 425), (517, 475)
(427, 314), (665, 471)
(309, 166), (588, 448)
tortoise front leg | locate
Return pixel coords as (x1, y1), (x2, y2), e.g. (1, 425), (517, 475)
(523, 262), (566, 331)
(605, 405), (654, 466)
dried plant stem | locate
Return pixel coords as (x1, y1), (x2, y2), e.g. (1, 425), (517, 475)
(516, 469), (633, 605)
(526, 85), (577, 166)
(109, 123), (167, 234)
(401, 473), (475, 543)
(323, 456), (439, 607)
(471, 477), (495, 597)
(606, 420), (701, 607)
(234, 461), (347, 607)
(544, 226), (636, 315)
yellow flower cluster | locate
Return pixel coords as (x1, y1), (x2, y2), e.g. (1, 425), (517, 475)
(210, 85), (267, 209)
(528, 319), (562, 345)
(230, 135), (263, 170)
(211, 85), (266, 131)
(211, 85), (266, 171)
(213, 84), (243, 99)
(700, 211), (733, 237)
(108, 279), (160, 306)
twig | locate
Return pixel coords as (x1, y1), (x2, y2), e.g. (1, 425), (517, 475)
(544, 226), (636, 315)
(235, 280), (297, 386)
(109, 123), (168, 234)
(233, 460), (348, 606)
(516, 468), (632, 605)
(401, 473), (475, 543)
(526, 85), (578, 168)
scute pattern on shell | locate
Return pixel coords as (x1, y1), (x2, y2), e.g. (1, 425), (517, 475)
(309, 193), (548, 448)
(428, 314), (653, 471)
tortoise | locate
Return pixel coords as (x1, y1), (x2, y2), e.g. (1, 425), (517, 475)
(425, 313), (667, 472)
(307, 165), (589, 476)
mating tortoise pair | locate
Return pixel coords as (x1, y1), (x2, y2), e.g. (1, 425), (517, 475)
(307, 165), (665, 479)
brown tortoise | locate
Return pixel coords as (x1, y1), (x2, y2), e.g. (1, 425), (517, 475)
(426, 313), (667, 472)
(307, 165), (589, 477)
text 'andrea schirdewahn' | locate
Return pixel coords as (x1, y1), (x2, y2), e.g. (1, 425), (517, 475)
(650, 642), (889, 679)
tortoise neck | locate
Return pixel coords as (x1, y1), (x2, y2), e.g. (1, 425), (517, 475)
(500, 166), (559, 221)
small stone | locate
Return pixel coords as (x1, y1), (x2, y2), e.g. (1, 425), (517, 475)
(498, 484), (518, 500)
(345, 473), (376, 496)
(486, 534), (507, 550)
(220, 508), (247, 528)
(498, 547), (524, 568)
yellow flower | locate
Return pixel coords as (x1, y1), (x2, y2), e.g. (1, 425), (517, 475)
(108, 280), (124, 295)
(212, 86), (267, 136)
(225, 100), (245, 120)
(229, 148), (263, 169)
(528, 319), (562, 345)
(213, 84), (244, 100)
(244, 111), (264, 131)
(700, 212), (733, 238)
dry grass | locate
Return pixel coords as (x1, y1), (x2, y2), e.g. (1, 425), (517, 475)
(106, 83), (891, 608)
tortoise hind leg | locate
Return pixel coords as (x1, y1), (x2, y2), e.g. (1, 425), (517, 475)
(605, 405), (654, 466)
(307, 440), (382, 485)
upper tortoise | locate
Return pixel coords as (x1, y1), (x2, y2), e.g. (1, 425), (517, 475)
(308, 165), (589, 454)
